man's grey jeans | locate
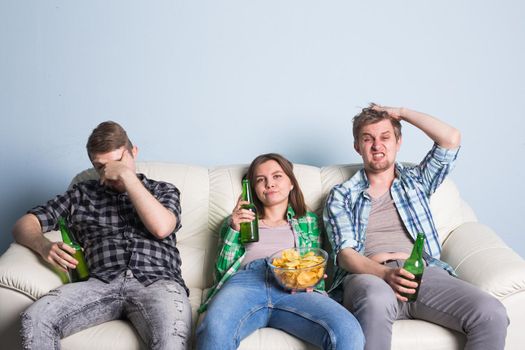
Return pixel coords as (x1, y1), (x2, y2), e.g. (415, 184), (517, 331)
(343, 263), (509, 350)
(20, 270), (191, 350)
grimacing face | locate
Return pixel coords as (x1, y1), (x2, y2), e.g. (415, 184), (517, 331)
(354, 119), (401, 174)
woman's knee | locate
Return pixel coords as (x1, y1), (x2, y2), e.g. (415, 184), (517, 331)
(331, 315), (365, 350)
(196, 312), (240, 350)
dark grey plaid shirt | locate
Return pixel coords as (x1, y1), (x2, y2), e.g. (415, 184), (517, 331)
(29, 174), (188, 295)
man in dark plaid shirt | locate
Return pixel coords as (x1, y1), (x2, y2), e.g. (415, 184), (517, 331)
(13, 121), (191, 350)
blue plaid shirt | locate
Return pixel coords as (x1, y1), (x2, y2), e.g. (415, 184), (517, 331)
(323, 143), (460, 295)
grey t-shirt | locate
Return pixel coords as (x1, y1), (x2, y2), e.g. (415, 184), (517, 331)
(241, 222), (295, 267)
(364, 191), (414, 258)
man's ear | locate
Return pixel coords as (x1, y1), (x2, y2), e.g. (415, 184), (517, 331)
(396, 136), (402, 151)
(131, 145), (139, 158)
(354, 142), (361, 155)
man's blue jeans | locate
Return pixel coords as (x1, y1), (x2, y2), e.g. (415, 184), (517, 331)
(20, 270), (191, 350)
(196, 259), (364, 350)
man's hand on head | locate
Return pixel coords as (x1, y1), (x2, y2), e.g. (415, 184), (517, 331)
(99, 149), (136, 188)
(370, 103), (404, 121)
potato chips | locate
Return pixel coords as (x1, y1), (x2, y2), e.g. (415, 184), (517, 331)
(270, 248), (326, 290)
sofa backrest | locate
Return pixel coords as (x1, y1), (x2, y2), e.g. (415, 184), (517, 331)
(70, 162), (477, 290)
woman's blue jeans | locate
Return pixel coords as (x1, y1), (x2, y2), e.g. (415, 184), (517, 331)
(196, 259), (364, 350)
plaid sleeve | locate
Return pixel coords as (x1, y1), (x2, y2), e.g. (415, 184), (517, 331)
(214, 217), (244, 282)
(154, 182), (182, 233)
(28, 186), (81, 233)
(415, 143), (460, 195)
(323, 185), (360, 264)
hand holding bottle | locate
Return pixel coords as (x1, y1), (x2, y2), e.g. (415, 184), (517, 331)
(41, 239), (79, 273)
(230, 196), (256, 232)
(384, 267), (420, 302)
(238, 179), (259, 243)
(58, 218), (90, 282)
(371, 251), (421, 301)
(400, 233), (426, 302)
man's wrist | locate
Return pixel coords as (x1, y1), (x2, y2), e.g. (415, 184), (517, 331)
(399, 107), (408, 120)
(121, 171), (140, 188)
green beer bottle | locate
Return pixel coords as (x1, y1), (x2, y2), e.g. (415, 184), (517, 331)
(401, 232), (426, 302)
(239, 179), (259, 244)
(58, 218), (89, 283)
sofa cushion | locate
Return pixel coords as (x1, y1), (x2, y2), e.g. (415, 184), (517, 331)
(0, 231), (64, 300)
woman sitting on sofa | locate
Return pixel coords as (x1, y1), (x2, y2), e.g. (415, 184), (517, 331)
(196, 153), (364, 350)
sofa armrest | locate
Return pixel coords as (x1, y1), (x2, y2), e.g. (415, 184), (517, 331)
(441, 222), (525, 299)
(0, 231), (67, 300)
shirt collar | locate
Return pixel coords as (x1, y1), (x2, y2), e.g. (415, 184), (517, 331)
(286, 205), (296, 220)
(349, 164), (404, 202)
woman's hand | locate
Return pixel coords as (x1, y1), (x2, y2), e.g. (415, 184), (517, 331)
(230, 196), (256, 231)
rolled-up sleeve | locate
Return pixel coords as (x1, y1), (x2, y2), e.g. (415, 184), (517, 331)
(155, 182), (182, 233)
(323, 186), (360, 264)
(28, 187), (80, 233)
(417, 143), (461, 195)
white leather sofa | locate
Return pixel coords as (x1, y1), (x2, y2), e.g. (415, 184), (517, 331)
(1, 162), (524, 350)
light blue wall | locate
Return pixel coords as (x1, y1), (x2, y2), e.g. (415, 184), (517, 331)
(1, 1), (524, 258)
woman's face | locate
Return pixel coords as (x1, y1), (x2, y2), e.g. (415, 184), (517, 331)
(253, 160), (294, 209)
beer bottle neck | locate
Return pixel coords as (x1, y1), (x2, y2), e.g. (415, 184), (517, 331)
(242, 180), (253, 203)
(58, 218), (74, 246)
(411, 233), (425, 259)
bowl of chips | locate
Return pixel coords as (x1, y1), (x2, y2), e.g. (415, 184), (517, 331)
(268, 247), (327, 291)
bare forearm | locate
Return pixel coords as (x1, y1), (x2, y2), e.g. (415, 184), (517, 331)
(12, 214), (50, 256)
(124, 176), (178, 239)
(13, 213), (78, 270)
(400, 108), (461, 149)
(337, 246), (419, 302)
(337, 247), (388, 279)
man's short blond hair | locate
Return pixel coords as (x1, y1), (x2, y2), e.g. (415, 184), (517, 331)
(352, 107), (402, 143)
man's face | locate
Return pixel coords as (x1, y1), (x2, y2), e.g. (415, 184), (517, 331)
(91, 146), (136, 192)
(354, 119), (401, 174)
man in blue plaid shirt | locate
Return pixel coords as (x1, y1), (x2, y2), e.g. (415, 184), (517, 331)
(323, 104), (508, 350)
(13, 121), (191, 349)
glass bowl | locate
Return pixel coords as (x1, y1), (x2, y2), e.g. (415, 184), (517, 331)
(268, 247), (327, 291)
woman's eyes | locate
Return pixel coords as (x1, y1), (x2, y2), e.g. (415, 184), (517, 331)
(255, 174), (282, 183)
